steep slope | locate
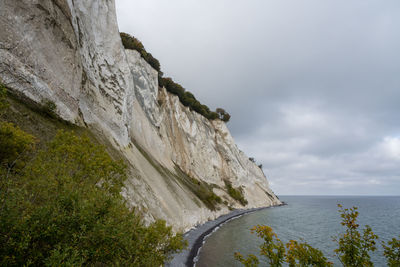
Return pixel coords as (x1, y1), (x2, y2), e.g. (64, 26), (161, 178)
(0, 0), (281, 231)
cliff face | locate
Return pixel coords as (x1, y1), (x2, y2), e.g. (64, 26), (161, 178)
(0, 0), (280, 231)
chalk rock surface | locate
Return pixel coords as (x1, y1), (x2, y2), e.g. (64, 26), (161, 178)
(0, 0), (280, 231)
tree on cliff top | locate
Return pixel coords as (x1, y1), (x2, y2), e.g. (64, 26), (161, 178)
(216, 108), (231, 122)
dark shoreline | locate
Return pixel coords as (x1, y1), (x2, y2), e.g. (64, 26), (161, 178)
(166, 202), (286, 267)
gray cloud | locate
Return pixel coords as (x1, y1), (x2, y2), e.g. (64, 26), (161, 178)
(116, 0), (400, 195)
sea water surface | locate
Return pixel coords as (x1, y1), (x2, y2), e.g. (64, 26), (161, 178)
(196, 196), (400, 266)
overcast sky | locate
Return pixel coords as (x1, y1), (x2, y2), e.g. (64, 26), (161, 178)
(116, 0), (400, 196)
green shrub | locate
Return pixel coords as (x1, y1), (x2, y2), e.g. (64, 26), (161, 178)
(162, 77), (185, 99)
(235, 225), (286, 267)
(0, 122), (36, 167)
(173, 166), (222, 210)
(199, 183), (222, 210)
(208, 111), (219, 120)
(145, 52), (161, 73)
(333, 205), (378, 266)
(0, 83), (8, 114)
(40, 99), (57, 118)
(286, 240), (331, 267)
(181, 91), (197, 107)
(224, 180), (248, 206)
(216, 108), (231, 122)
(222, 113), (231, 122)
(0, 130), (186, 266)
(120, 32), (161, 73)
(383, 235), (400, 267)
(0, 84), (36, 167)
(120, 32), (145, 53)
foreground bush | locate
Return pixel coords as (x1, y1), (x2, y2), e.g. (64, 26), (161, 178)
(235, 204), (399, 266)
(0, 83), (8, 113)
(383, 236), (400, 267)
(0, 128), (186, 266)
(235, 225), (330, 267)
(0, 121), (36, 167)
(333, 205), (378, 266)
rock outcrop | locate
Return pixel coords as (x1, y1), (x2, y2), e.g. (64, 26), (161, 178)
(0, 0), (281, 231)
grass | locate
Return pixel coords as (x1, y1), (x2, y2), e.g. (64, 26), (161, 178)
(131, 139), (222, 210)
(224, 180), (248, 206)
(1, 94), (82, 147)
(173, 166), (222, 211)
(1, 92), (124, 163)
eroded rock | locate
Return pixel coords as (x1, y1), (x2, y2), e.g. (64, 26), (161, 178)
(0, 0), (280, 232)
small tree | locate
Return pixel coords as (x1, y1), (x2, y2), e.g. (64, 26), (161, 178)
(235, 225), (285, 267)
(216, 108), (225, 115)
(333, 204), (378, 267)
(216, 108), (231, 122)
(383, 236), (400, 267)
(0, 122), (36, 167)
(222, 112), (231, 122)
(234, 253), (259, 267)
(286, 240), (332, 267)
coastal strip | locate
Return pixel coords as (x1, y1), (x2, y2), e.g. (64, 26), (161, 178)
(166, 204), (285, 267)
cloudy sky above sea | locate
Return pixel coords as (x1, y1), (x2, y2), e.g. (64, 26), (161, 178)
(116, 0), (400, 196)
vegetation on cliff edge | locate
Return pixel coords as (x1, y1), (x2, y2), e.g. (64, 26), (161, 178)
(120, 32), (231, 122)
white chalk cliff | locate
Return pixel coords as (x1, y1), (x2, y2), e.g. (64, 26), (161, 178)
(0, 0), (281, 231)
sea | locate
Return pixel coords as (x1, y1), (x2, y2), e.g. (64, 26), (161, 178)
(195, 196), (400, 267)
